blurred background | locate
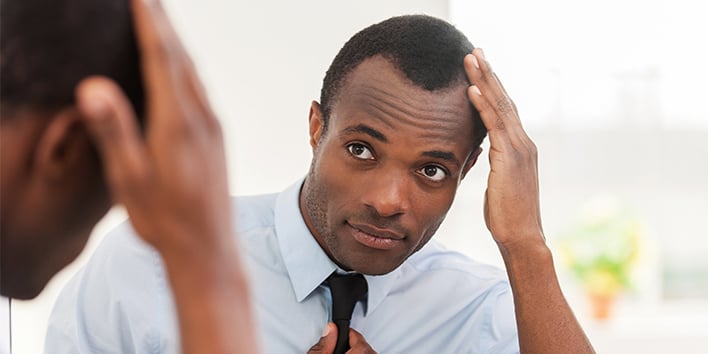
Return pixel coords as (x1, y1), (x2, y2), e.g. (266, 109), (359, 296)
(9, 0), (708, 353)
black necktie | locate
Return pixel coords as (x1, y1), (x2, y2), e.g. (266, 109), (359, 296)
(326, 272), (368, 354)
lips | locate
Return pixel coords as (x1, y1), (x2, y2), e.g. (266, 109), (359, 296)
(347, 222), (404, 250)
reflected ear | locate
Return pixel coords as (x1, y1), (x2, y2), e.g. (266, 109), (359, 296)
(34, 107), (93, 181)
(461, 147), (483, 180)
(308, 100), (324, 149)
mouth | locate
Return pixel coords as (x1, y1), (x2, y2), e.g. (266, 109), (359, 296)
(347, 222), (404, 250)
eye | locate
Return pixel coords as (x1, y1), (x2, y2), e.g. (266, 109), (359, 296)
(418, 165), (448, 182)
(347, 143), (374, 160)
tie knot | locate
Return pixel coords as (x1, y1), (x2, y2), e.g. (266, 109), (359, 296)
(327, 272), (368, 321)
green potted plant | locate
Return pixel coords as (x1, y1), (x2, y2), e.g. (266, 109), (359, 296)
(559, 197), (643, 320)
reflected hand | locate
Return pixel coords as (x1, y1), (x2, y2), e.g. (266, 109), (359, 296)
(463, 48), (544, 250)
(75, 0), (231, 256)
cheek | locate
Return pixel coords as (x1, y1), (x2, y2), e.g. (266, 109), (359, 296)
(410, 188), (456, 238)
(315, 144), (357, 200)
(309, 150), (351, 219)
(409, 211), (447, 255)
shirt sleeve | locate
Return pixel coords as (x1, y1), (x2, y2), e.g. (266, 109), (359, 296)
(483, 282), (520, 354)
(44, 222), (180, 354)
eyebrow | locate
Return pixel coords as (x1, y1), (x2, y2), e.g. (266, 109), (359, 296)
(341, 124), (389, 143)
(341, 123), (461, 168)
(422, 150), (461, 168)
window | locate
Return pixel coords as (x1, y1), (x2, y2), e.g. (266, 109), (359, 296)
(449, 0), (708, 302)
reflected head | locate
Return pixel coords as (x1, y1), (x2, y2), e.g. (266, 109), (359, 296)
(320, 14), (486, 148)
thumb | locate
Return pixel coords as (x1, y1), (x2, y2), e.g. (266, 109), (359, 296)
(75, 76), (148, 201)
(483, 189), (491, 231)
(307, 323), (338, 354)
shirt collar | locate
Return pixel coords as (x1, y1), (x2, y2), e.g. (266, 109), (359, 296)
(275, 178), (337, 303)
(274, 178), (403, 316)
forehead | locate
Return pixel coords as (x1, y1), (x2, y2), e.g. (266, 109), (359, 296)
(329, 56), (475, 147)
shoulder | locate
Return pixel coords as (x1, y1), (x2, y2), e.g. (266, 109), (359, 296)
(405, 240), (509, 288)
(232, 192), (278, 234)
(373, 241), (518, 353)
(45, 221), (179, 353)
(83, 221), (167, 299)
(399, 241), (513, 318)
(409, 242), (519, 351)
(46, 220), (178, 353)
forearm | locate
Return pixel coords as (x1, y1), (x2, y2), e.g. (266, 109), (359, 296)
(160, 238), (259, 354)
(463, 47), (594, 353)
(499, 236), (594, 354)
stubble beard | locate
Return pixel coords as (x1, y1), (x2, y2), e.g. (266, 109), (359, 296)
(303, 166), (345, 267)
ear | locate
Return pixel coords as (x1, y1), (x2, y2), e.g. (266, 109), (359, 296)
(308, 101), (324, 150)
(461, 147), (483, 180)
(33, 107), (93, 182)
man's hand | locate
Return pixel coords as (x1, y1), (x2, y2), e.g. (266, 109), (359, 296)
(464, 48), (544, 251)
(74, 0), (258, 353)
(308, 323), (377, 354)
(463, 48), (595, 353)
(75, 0), (230, 257)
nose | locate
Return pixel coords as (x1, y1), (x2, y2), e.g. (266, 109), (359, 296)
(361, 173), (410, 218)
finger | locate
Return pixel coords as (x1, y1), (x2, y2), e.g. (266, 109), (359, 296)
(130, 0), (190, 104)
(130, 0), (216, 127)
(486, 68), (532, 146)
(348, 328), (377, 353)
(470, 49), (520, 121)
(465, 50), (522, 126)
(307, 323), (338, 354)
(491, 72), (515, 113)
(471, 50), (514, 113)
(76, 76), (148, 201)
(483, 189), (491, 231)
(464, 52), (528, 149)
(466, 81), (512, 150)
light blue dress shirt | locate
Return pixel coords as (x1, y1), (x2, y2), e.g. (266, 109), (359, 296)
(46, 180), (519, 353)
(1, 297), (9, 354)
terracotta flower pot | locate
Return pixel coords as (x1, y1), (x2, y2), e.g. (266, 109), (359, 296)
(589, 293), (616, 321)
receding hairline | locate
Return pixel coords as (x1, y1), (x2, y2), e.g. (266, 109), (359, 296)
(325, 54), (471, 121)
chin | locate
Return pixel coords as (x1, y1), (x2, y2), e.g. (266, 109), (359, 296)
(0, 264), (49, 300)
(0, 229), (90, 300)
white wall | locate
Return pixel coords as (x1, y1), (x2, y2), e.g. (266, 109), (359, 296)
(171, 0), (450, 196)
(13, 1), (708, 353)
(10, 1), (452, 353)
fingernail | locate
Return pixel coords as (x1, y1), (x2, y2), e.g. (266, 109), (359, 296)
(81, 91), (110, 120)
(470, 54), (479, 69)
(321, 324), (331, 337)
(478, 48), (485, 59)
(471, 85), (481, 96)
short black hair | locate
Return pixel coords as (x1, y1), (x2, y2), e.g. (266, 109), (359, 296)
(1, 0), (144, 119)
(320, 15), (486, 148)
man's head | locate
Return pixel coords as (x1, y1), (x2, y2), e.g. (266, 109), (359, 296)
(0, 0), (144, 299)
(301, 15), (486, 275)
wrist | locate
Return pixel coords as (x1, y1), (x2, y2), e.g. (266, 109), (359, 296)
(496, 232), (564, 301)
(159, 235), (258, 354)
(150, 218), (236, 261)
(496, 231), (554, 270)
(156, 230), (248, 289)
(496, 229), (548, 254)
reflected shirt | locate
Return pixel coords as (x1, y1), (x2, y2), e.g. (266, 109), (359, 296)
(46, 179), (519, 353)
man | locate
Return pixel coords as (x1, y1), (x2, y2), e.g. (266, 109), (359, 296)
(1, 0), (258, 352)
(47, 14), (594, 354)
